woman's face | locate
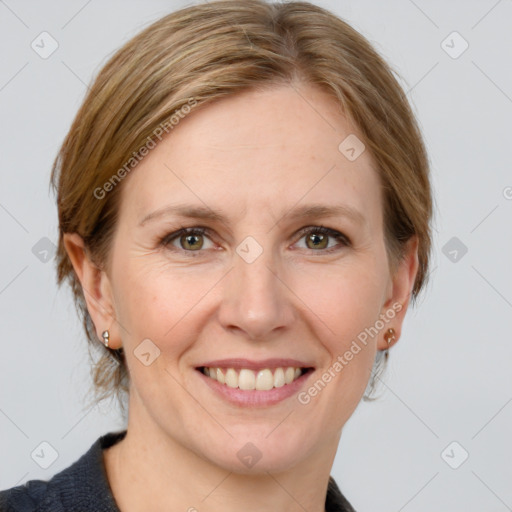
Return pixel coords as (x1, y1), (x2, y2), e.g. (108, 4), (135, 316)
(76, 83), (417, 473)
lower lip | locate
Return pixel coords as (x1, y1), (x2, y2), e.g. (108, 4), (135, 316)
(196, 368), (314, 407)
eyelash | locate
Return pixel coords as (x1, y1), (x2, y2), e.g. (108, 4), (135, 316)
(159, 225), (351, 256)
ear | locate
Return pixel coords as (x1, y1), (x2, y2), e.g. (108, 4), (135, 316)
(377, 235), (419, 351)
(63, 233), (121, 350)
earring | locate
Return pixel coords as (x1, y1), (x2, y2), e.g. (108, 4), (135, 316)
(102, 330), (110, 348)
(384, 328), (396, 345)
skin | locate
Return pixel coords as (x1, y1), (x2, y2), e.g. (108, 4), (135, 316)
(65, 82), (419, 512)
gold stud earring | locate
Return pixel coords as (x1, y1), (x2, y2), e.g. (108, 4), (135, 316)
(384, 328), (396, 345)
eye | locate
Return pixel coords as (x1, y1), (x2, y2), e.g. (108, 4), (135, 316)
(160, 227), (215, 254)
(294, 225), (351, 253)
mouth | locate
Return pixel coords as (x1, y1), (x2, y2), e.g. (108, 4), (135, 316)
(196, 365), (315, 391)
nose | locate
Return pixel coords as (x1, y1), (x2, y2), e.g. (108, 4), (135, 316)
(217, 244), (296, 341)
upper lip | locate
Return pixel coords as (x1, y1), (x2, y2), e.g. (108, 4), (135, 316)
(197, 358), (315, 371)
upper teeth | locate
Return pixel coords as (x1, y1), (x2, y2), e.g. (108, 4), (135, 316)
(203, 366), (303, 390)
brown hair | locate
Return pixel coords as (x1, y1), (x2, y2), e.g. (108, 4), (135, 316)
(50, 0), (433, 412)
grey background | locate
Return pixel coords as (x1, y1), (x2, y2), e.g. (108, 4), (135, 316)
(1, 1), (511, 510)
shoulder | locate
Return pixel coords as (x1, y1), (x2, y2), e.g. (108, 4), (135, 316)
(0, 430), (126, 512)
(0, 480), (46, 512)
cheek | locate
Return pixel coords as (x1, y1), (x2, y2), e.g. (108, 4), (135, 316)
(111, 266), (195, 403)
(295, 257), (387, 400)
(112, 259), (218, 353)
(294, 255), (388, 340)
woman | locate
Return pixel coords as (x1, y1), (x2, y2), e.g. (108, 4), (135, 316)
(0, 0), (432, 510)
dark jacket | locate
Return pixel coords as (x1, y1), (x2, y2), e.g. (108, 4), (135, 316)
(0, 430), (356, 511)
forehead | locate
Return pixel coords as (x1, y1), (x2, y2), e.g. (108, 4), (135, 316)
(119, 84), (383, 228)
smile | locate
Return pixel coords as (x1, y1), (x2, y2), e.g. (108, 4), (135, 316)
(199, 366), (309, 391)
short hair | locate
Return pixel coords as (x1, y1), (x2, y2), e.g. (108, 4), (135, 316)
(50, 0), (433, 412)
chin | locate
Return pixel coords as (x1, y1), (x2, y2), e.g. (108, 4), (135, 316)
(217, 449), (305, 475)
(204, 427), (312, 475)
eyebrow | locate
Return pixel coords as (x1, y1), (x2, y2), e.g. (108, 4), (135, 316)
(138, 203), (366, 227)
